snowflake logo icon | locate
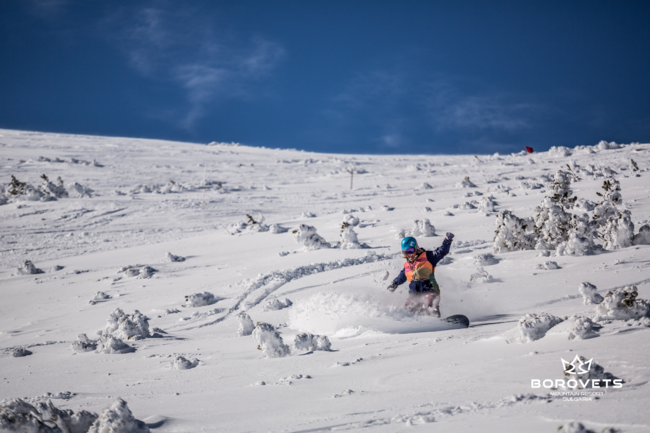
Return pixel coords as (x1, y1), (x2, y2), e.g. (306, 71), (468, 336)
(562, 355), (593, 375)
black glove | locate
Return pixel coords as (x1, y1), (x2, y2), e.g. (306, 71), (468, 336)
(446, 232), (455, 241)
(387, 283), (397, 292)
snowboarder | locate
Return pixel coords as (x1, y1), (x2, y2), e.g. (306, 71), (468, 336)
(387, 233), (454, 317)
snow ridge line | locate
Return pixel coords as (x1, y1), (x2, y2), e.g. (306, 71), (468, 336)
(177, 252), (395, 331)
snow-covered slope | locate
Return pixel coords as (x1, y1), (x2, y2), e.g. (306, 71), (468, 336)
(1, 129), (649, 432)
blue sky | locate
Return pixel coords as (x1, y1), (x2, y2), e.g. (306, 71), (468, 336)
(1, 1), (649, 154)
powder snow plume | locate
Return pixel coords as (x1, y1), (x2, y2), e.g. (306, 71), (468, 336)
(287, 292), (459, 338)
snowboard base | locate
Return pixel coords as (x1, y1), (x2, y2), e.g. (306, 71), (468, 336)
(443, 314), (470, 328)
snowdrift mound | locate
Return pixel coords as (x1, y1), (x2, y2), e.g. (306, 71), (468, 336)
(499, 313), (564, 343)
(183, 292), (219, 308)
(292, 224), (330, 250)
(171, 356), (199, 370)
(102, 308), (150, 340)
(119, 265), (157, 279)
(236, 313), (255, 336)
(547, 315), (600, 340)
(253, 322), (291, 358)
(16, 260), (43, 275)
(71, 334), (98, 353)
(165, 252), (185, 262)
(0, 398), (148, 433)
(288, 292), (461, 337)
(263, 297), (293, 311)
(89, 291), (111, 305)
(294, 333), (332, 352)
(96, 335), (134, 354)
(595, 286), (650, 320)
(578, 282), (603, 305)
(0, 398), (97, 433)
(88, 398), (149, 433)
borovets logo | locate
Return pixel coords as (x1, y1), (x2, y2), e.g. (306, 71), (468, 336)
(531, 355), (623, 389)
(562, 355), (592, 375)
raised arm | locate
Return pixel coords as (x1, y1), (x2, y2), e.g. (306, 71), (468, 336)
(426, 233), (454, 266)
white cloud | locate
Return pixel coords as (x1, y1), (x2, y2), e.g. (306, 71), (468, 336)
(106, 5), (285, 130)
(425, 82), (536, 131)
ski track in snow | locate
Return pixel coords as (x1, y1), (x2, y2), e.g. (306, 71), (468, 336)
(174, 253), (394, 331)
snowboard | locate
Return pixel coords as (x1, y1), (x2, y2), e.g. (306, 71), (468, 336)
(443, 314), (470, 328)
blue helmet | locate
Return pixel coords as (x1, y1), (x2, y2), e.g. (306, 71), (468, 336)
(401, 236), (418, 251)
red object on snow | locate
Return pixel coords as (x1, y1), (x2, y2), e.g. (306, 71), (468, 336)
(525, 146), (534, 153)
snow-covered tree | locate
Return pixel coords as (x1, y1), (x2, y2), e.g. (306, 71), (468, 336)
(493, 210), (535, 253)
(592, 178), (634, 250)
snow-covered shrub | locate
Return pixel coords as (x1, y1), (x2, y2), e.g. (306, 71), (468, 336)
(562, 355), (620, 390)
(89, 291), (111, 305)
(39, 174), (68, 199)
(171, 356), (199, 370)
(119, 265), (157, 279)
(578, 282), (604, 305)
(408, 219), (435, 237)
(460, 201), (477, 210)
(338, 225), (364, 249)
(292, 224), (330, 250)
(237, 312), (255, 336)
(519, 181), (543, 190)
(634, 224), (650, 245)
(549, 169), (578, 209)
(71, 333), (98, 353)
(469, 267), (493, 283)
(601, 210), (635, 250)
(11, 347), (32, 357)
(342, 214), (360, 227)
(474, 253), (498, 266)
(574, 198), (596, 213)
(532, 197), (571, 250)
(95, 335), (134, 354)
(183, 292), (217, 307)
(16, 260), (43, 275)
(518, 313), (564, 342)
(542, 261), (559, 270)
(417, 182), (433, 190)
(87, 398), (149, 433)
(595, 286), (650, 320)
(556, 213), (598, 256)
(263, 298), (293, 311)
(102, 308), (150, 340)
(269, 223), (289, 234)
(567, 316), (600, 340)
(556, 421), (599, 433)
(252, 322), (290, 358)
(556, 232), (593, 256)
(477, 196), (496, 214)
(294, 333), (331, 352)
(493, 210), (534, 253)
(0, 398), (99, 433)
(67, 182), (94, 198)
(456, 176), (476, 188)
(301, 211), (316, 218)
(166, 252), (185, 262)
(596, 140), (620, 150)
(245, 214), (269, 232)
(548, 146), (572, 157)
(5, 175), (43, 201)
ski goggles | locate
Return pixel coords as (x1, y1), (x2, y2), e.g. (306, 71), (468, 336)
(402, 248), (416, 255)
